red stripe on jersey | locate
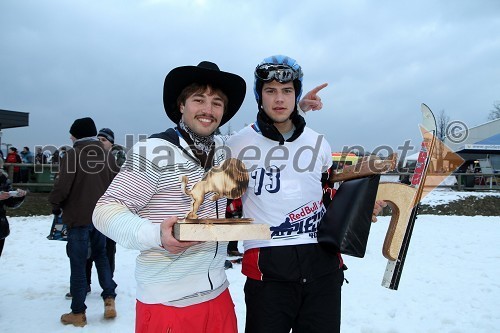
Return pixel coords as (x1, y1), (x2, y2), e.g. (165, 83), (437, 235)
(241, 248), (263, 281)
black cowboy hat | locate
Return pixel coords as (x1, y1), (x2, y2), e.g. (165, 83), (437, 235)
(163, 61), (246, 126)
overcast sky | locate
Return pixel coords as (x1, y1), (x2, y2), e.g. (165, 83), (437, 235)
(1, 0), (499, 155)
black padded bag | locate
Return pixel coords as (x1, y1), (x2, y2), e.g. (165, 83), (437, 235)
(318, 175), (380, 258)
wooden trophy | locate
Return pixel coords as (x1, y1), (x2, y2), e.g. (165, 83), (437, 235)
(173, 158), (270, 242)
(326, 103), (449, 290)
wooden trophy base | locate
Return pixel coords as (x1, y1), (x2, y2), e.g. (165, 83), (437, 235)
(174, 218), (270, 241)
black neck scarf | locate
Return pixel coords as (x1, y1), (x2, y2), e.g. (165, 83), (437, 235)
(177, 120), (215, 170)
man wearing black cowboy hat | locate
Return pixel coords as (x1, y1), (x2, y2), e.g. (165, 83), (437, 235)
(93, 61), (246, 332)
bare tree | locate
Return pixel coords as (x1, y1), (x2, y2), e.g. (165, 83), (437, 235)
(435, 109), (450, 172)
(488, 101), (500, 120)
(436, 109), (450, 141)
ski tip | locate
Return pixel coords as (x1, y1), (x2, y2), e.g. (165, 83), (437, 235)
(420, 103), (432, 116)
(420, 103), (437, 132)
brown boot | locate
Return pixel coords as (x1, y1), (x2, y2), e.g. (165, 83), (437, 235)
(104, 297), (117, 319)
(61, 312), (87, 327)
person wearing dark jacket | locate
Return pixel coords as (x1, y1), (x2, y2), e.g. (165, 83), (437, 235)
(35, 147), (47, 164)
(0, 158), (27, 257)
(5, 147), (22, 183)
(20, 147), (34, 183)
(63, 127), (124, 300)
(96, 127), (125, 277)
(49, 117), (119, 327)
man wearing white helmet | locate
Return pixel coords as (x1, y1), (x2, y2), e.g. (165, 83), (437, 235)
(228, 55), (385, 333)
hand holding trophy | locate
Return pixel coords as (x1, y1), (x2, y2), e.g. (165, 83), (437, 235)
(174, 158), (270, 241)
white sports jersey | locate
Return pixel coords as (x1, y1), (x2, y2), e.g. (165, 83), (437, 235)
(227, 124), (332, 251)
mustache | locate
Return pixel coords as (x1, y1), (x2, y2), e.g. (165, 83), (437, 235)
(195, 113), (218, 121)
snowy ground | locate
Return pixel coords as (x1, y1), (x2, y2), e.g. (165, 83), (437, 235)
(0, 190), (499, 333)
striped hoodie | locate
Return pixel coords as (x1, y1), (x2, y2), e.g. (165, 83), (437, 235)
(93, 133), (229, 306)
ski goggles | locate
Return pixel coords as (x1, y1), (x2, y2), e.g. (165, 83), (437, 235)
(255, 63), (301, 83)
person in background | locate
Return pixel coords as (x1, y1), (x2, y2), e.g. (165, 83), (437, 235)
(64, 127), (124, 300)
(35, 147), (48, 164)
(20, 147), (34, 183)
(5, 147), (22, 183)
(0, 158), (27, 257)
(98, 128), (127, 168)
(227, 55), (386, 333)
(59, 147), (67, 159)
(96, 127), (124, 276)
(51, 149), (60, 164)
(49, 117), (119, 327)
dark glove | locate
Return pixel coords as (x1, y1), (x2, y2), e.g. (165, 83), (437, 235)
(52, 207), (62, 216)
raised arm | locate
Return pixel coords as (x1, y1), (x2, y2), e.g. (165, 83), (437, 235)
(298, 83), (328, 112)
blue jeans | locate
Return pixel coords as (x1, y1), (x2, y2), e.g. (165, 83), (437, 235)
(67, 224), (117, 314)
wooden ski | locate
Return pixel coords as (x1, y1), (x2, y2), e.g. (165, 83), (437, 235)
(380, 103), (437, 290)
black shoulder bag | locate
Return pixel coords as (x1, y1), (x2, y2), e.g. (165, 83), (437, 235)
(317, 175), (381, 258)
